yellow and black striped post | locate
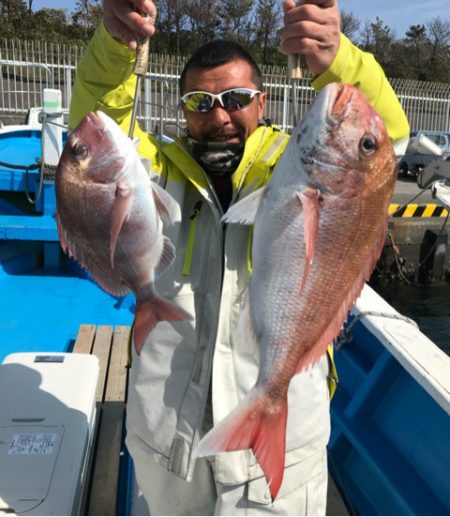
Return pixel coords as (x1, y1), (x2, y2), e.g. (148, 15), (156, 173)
(389, 203), (449, 218)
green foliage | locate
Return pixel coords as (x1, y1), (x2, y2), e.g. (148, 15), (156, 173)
(2, 0), (450, 83)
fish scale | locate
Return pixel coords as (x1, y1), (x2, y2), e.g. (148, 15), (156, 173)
(194, 82), (397, 500)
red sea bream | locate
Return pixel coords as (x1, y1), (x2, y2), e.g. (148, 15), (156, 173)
(194, 83), (398, 500)
(55, 111), (191, 353)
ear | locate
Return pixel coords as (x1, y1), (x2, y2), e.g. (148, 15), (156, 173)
(258, 92), (267, 119)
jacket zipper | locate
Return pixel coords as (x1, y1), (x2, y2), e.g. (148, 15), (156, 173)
(181, 200), (203, 277)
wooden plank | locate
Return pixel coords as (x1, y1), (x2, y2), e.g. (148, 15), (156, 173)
(87, 326), (130, 516)
(91, 325), (113, 403)
(74, 325), (114, 516)
(105, 325), (130, 403)
(72, 324), (96, 354)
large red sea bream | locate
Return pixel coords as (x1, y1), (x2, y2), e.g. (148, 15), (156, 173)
(194, 83), (398, 500)
(55, 111), (191, 353)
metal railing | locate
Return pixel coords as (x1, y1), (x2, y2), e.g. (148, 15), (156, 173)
(2, 38), (450, 136)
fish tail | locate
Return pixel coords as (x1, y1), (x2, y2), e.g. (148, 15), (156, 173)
(133, 295), (192, 354)
(194, 388), (288, 501)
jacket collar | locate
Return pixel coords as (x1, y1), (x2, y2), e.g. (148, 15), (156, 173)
(161, 125), (271, 202)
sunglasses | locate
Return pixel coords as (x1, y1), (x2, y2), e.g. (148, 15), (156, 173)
(180, 88), (261, 113)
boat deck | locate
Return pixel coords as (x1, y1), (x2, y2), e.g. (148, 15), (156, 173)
(74, 324), (350, 516)
(73, 324), (130, 516)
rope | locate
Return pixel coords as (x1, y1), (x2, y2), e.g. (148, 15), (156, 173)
(0, 159), (40, 171)
(387, 229), (412, 284)
(335, 310), (419, 351)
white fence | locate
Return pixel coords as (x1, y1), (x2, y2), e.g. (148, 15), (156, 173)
(1, 39), (450, 136)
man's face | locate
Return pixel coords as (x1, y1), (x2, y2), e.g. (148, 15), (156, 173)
(181, 59), (267, 144)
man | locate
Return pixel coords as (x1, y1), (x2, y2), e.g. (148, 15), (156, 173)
(69, 0), (410, 514)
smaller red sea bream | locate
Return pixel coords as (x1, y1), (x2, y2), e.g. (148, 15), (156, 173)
(194, 83), (398, 500)
(55, 111), (191, 353)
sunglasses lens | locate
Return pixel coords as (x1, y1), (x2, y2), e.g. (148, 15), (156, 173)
(184, 92), (213, 112)
(222, 90), (254, 110)
(182, 89), (258, 112)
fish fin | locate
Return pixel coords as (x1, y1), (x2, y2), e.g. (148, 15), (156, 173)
(221, 186), (267, 225)
(57, 212), (130, 295)
(56, 212), (72, 257)
(194, 388), (287, 501)
(110, 181), (133, 269)
(298, 188), (321, 292)
(155, 236), (176, 275)
(151, 181), (180, 225)
(91, 269), (131, 297)
(133, 293), (193, 354)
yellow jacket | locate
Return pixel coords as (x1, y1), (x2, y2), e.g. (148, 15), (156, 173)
(70, 23), (410, 178)
(69, 24), (409, 497)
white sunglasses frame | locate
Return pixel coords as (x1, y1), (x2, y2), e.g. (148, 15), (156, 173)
(180, 88), (261, 112)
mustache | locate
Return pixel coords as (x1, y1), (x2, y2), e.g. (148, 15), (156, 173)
(202, 124), (244, 140)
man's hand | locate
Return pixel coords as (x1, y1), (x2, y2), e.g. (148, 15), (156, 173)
(280, 0), (340, 77)
(103, 0), (157, 50)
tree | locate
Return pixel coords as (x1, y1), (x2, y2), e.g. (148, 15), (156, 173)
(340, 10), (360, 42)
(405, 25), (428, 78)
(185, 0), (222, 48)
(426, 17), (450, 82)
(252, 0), (282, 65)
(219, 0), (254, 43)
(32, 8), (69, 42)
(360, 17), (395, 73)
(427, 17), (450, 60)
(156, 0), (190, 54)
(0, 0), (29, 38)
(71, 0), (102, 41)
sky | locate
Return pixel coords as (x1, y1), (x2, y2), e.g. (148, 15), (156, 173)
(32, 0), (450, 39)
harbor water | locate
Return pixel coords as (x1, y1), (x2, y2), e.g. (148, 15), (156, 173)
(372, 282), (450, 356)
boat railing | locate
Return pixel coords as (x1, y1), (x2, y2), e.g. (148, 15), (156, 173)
(0, 59), (54, 88)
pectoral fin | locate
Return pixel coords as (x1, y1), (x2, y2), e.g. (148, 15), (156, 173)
(151, 181), (181, 225)
(222, 186), (267, 225)
(297, 188), (321, 291)
(110, 181), (133, 269)
(156, 236), (176, 275)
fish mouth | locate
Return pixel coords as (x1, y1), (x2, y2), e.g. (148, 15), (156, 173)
(87, 111), (107, 130)
(329, 84), (353, 122)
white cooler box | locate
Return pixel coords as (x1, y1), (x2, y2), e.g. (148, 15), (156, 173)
(0, 353), (99, 515)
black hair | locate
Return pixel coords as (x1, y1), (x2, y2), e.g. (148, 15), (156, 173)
(179, 39), (263, 94)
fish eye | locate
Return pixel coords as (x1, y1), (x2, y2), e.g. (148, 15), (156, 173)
(359, 135), (377, 155)
(72, 142), (89, 160)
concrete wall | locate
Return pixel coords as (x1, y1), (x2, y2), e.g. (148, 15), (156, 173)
(375, 218), (449, 284)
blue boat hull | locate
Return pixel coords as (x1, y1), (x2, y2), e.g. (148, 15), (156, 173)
(329, 292), (450, 515)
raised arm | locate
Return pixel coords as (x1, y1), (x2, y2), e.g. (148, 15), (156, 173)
(69, 0), (159, 163)
(279, 0), (410, 153)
